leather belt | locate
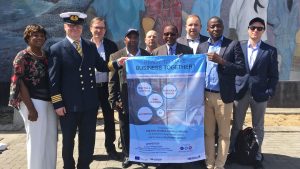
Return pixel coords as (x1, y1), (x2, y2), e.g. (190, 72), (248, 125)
(205, 88), (220, 93)
(97, 82), (108, 87)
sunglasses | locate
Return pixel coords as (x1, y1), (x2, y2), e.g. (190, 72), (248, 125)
(248, 26), (264, 31)
(163, 32), (176, 36)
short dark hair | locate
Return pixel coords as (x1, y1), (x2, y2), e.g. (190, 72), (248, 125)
(23, 24), (47, 44)
(164, 24), (178, 33)
(207, 16), (223, 26)
(249, 17), (265, 28)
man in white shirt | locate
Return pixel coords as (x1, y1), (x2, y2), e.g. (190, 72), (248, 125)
(177, 14), (209, 54)
(90, 17), (120, 160)
(228, 17), (278, 169)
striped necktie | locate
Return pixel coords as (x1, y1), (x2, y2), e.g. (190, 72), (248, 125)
(74, 40), (83, 57)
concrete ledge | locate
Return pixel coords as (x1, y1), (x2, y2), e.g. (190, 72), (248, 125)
(268, 81), (300, 108)
(0, 106), (13, 124)
(265, 126), (300, 132)
(0, 106), (24, 131)
(247, 108), (300, 114)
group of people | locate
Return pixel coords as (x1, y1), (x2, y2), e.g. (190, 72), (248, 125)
(9, 11), (278, 169)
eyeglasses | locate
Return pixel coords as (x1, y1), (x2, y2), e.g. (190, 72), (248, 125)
(248, 26), (264, 31)
(163, 32), (176, 36)
(93, 26), (106, 30)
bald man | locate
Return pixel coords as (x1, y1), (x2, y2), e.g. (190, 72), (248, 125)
(145, 30), (159, 54)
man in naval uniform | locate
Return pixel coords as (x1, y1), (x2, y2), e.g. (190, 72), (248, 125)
(48, 12), (125, 169)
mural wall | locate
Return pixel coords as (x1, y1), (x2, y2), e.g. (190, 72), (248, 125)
(0, 0), (300, 86)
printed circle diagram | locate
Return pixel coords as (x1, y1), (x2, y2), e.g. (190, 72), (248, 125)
(156, 109), (165, 117)
(148, 93), (163, 108)
(162, 84), (177, 99)
(137, 107), (153, 122)
(137, 82), (152, 96)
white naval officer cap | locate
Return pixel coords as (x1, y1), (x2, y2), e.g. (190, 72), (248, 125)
(59, 12), (87, 25)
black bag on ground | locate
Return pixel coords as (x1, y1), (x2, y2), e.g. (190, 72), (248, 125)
(234, 127), (259, 165)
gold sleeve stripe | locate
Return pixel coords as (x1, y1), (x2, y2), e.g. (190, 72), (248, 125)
(51, 96), (61, 99)
(51, 94), (62, 98)
(108, 61), (115, 71)
(51, 98), (62, 103)
(51, 97), (62, 100)
(51, 94), (62, 103)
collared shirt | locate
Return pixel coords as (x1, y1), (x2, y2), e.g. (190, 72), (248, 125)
(122, 48), (141, 81)
(205, 36), (223, 92)
(166, 43), (177, 55)
(93, 40), (108, 83)
(247, 40), (261, 70)
(126, 48), (141, 57)
(187, 35), (200, 54)
(66, 36), (81, 49)
(145, 46), (153, 54)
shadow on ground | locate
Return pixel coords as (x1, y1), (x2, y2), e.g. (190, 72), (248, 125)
(226, 153), (300, 169)
(98, 154), (300, 169)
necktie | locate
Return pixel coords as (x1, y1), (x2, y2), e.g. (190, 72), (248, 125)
(168, 46), (173, 55)
(74, 41), (83, 57)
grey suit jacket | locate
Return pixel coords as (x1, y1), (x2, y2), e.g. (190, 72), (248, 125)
(108, 48), (150, 109)
(152, 43), (193, 56)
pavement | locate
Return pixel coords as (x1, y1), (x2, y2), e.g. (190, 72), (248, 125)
(0, 110), (300, 169)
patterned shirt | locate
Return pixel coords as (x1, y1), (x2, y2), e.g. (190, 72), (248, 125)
(9, 49), (50, 109)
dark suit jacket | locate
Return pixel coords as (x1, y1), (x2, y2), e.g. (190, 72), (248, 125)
(48, 38), (118, 112)
(108, 48), (150, 109)
(199, 37), (246, 103)
(235, 41), (278, 102)
(176, 34), (209, 53)
(152, 43), (193, 56)
(103, 38), (118, 63)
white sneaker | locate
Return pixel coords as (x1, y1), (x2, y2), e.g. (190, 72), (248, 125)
(0, 143), (7, 151)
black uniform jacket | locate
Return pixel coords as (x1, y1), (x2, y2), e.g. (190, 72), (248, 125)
(48, 38), (118, 112)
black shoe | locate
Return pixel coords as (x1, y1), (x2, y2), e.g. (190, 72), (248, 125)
(107, 150), (121, 160)
(122, 157), (132, 168)
(118, 137), (123, 149)
(254, 160), (264, 169)
(156, 164), (168, 169)
(226, 152), (235, 165)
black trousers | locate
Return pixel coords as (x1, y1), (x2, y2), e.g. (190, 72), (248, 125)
(60, 109), (98, 169)
(118, 108), (130, 156)
(119, 86), (130, 157)
(97, 83), (116, 153)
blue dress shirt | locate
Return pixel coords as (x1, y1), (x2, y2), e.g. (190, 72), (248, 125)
(205, 37), (223, 92)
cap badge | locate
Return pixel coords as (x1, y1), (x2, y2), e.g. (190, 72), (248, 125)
(70, 15), (79, 21)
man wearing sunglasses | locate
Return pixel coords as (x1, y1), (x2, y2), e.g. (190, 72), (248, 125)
(152, 25), (193, 56)
(229, 17), (279, 169)
(152, 25), (192, 169)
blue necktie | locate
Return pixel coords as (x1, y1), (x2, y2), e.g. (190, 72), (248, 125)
(168, 46), (173, 55)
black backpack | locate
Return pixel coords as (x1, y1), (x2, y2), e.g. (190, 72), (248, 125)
(234, 127), (259, 165)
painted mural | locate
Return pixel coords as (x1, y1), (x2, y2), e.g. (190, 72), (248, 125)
(1, 0), (300, 83)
